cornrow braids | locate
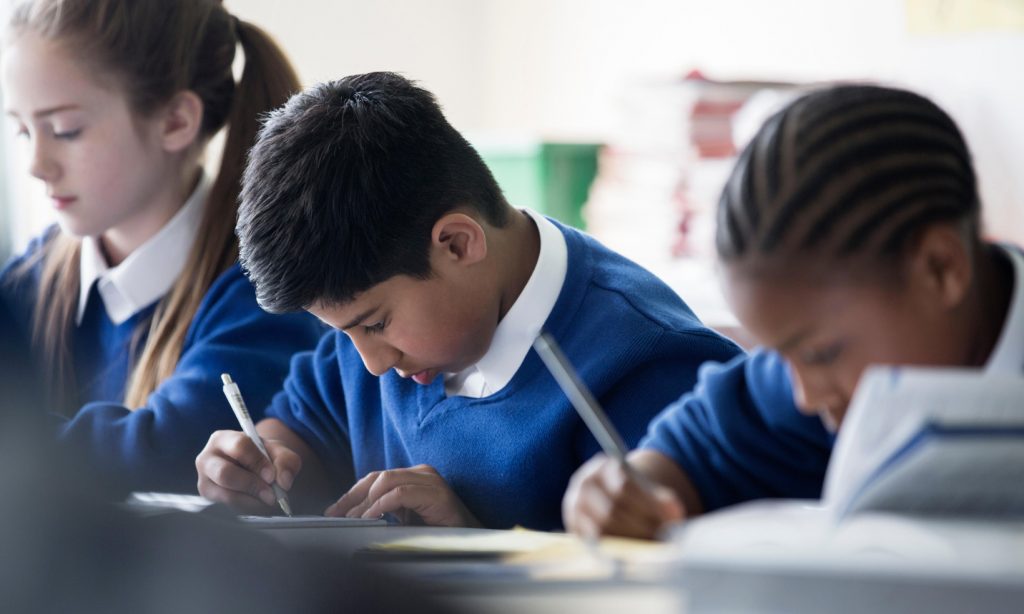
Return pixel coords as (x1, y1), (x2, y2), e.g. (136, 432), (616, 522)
(716, 85), (980, 268)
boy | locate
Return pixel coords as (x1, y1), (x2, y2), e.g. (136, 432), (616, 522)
(196, 72), (741, 529)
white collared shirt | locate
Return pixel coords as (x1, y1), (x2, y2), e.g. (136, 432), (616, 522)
(444, 208), (569, 398)
(985, 244), (1024, 373)
(76, 172), (209, 325)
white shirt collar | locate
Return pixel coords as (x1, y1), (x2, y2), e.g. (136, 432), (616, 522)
(76, 172), (210, 326)
(985, 244), (1024, 373)
(444, 208), (569, 398)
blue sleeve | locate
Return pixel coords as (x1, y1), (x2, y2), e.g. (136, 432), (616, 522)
(575, 329), (743, 462)
(264, 332), (356, 490)
(0, 228), (57, 333)
(640, 350), (835, 511)
(56, 266), (325, 494)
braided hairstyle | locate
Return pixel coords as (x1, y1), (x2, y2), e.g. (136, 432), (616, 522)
(716, 85), (980, 275)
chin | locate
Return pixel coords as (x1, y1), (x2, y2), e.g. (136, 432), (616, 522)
(55, 215), (102, 239)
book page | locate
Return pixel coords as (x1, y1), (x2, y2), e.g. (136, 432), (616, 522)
(824, 367), (1024, 520)
(841, 429), (1024, 518)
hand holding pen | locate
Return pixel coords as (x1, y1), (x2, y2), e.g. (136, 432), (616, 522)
(194, 374), (300, 515)
(534, 332), (684, 539)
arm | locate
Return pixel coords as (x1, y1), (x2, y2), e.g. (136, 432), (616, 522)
(564, 351), (834, 539)
(641, 350), (834, 512)
(57, 267), (324, 493)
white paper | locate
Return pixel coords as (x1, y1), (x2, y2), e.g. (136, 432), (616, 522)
(239, 515), (387, 528)
(824, 366), (1024, 520)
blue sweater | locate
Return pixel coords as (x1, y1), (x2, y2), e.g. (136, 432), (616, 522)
(641, 350), (837, 511)
(1, 229), (325, 493)
(641, 244), (1024, 512)
(267, 221), (742, 530)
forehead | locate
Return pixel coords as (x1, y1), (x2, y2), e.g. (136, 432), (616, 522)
(306, 274), (432, 327)
(722, 264), (896, 346)
(2, 31), (115, 114)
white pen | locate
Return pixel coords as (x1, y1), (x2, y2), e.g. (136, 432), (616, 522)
(220, 373), (293, 516)
(532, 331), (630, 463)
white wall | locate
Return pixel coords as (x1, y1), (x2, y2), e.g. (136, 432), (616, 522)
(4, 0), (1022, 253)
(232, 0), (1023, 241)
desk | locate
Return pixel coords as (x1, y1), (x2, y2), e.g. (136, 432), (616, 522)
(256, 514), (1024, 614)
(258, 525), (685, 614)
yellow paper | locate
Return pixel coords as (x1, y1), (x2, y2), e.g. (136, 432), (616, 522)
(368, 527), (576, 555)
(906, 0), (1024, 34)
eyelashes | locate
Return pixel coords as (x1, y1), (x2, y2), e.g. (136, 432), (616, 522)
(53, 128), (83, 140)
(799, 342), (844, 366)
(363, 320), (387, 335)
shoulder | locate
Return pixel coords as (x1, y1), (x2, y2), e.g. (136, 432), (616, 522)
(555, 223), (739, 354)
(186, 263), (324, 340)
(697, 349), (794, 409)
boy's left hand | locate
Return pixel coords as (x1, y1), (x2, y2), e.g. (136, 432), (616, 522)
(324, 464), (481, 527)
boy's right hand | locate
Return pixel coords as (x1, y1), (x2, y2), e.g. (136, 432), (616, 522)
(562, 454), (686, 540)
(196, 430), (302, 513)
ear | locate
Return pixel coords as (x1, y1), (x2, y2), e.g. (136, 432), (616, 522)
(431, 213), (488, 267)
(905, 223), (972, 310)
(158, 90), (204, 153)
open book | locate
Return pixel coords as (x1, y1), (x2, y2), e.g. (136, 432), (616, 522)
(823, 366), (1024, 520)
(668, 367), (1024, 610)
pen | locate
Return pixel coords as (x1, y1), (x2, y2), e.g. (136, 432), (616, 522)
(532, 331), (630, 463)
(220, 373), (293, 516)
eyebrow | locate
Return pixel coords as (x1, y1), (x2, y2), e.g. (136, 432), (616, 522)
(339, 305), (380, 331)
(774, 326), (814, 354)
(5, 104), (82, 119)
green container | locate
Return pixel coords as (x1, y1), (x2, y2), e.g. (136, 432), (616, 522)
(479, 141), (600, 230)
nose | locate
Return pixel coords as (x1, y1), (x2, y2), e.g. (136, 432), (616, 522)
(788, 364), (843, 417)
(349, 333), (400, 377)
(28, 137), (60, 183)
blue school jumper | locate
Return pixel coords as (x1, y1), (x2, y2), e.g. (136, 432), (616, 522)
(1, 229), (325, 493)
(641, 350), (835, 511)
(641, 244), (1024, 512)
(266, 219), (743, 530)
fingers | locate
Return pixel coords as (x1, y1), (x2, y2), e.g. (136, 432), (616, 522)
(563, 454), (608, 534)
(264, 440), (302, 490)
(360, 484), (437, 521)
(325, 466), (436, 517)
(324, 470), (382, 517)
(653, 485), (685, 523)
(324, 465), (474, 527)
(563, 455), (675, 540)
(195, 430), (299, 513)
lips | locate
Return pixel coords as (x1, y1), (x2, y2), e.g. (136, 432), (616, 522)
(395, 366), (440, 385)
(49, 195), (77, 210)
(411, 370), (436, 385)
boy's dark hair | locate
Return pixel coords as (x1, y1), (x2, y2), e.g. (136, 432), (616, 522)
(716, 84), (980, 270)
(237, 71), (509, 313)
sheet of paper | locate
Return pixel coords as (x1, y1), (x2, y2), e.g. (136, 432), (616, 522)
(239, 515), (387, 528)
(126, 492), (216, 514)
(367, 527), (576, 555)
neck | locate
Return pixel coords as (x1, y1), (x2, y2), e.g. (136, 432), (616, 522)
(962, 243), (1014, 366)
(492, 209), (541, 323)
(100, 165), (201, 266)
